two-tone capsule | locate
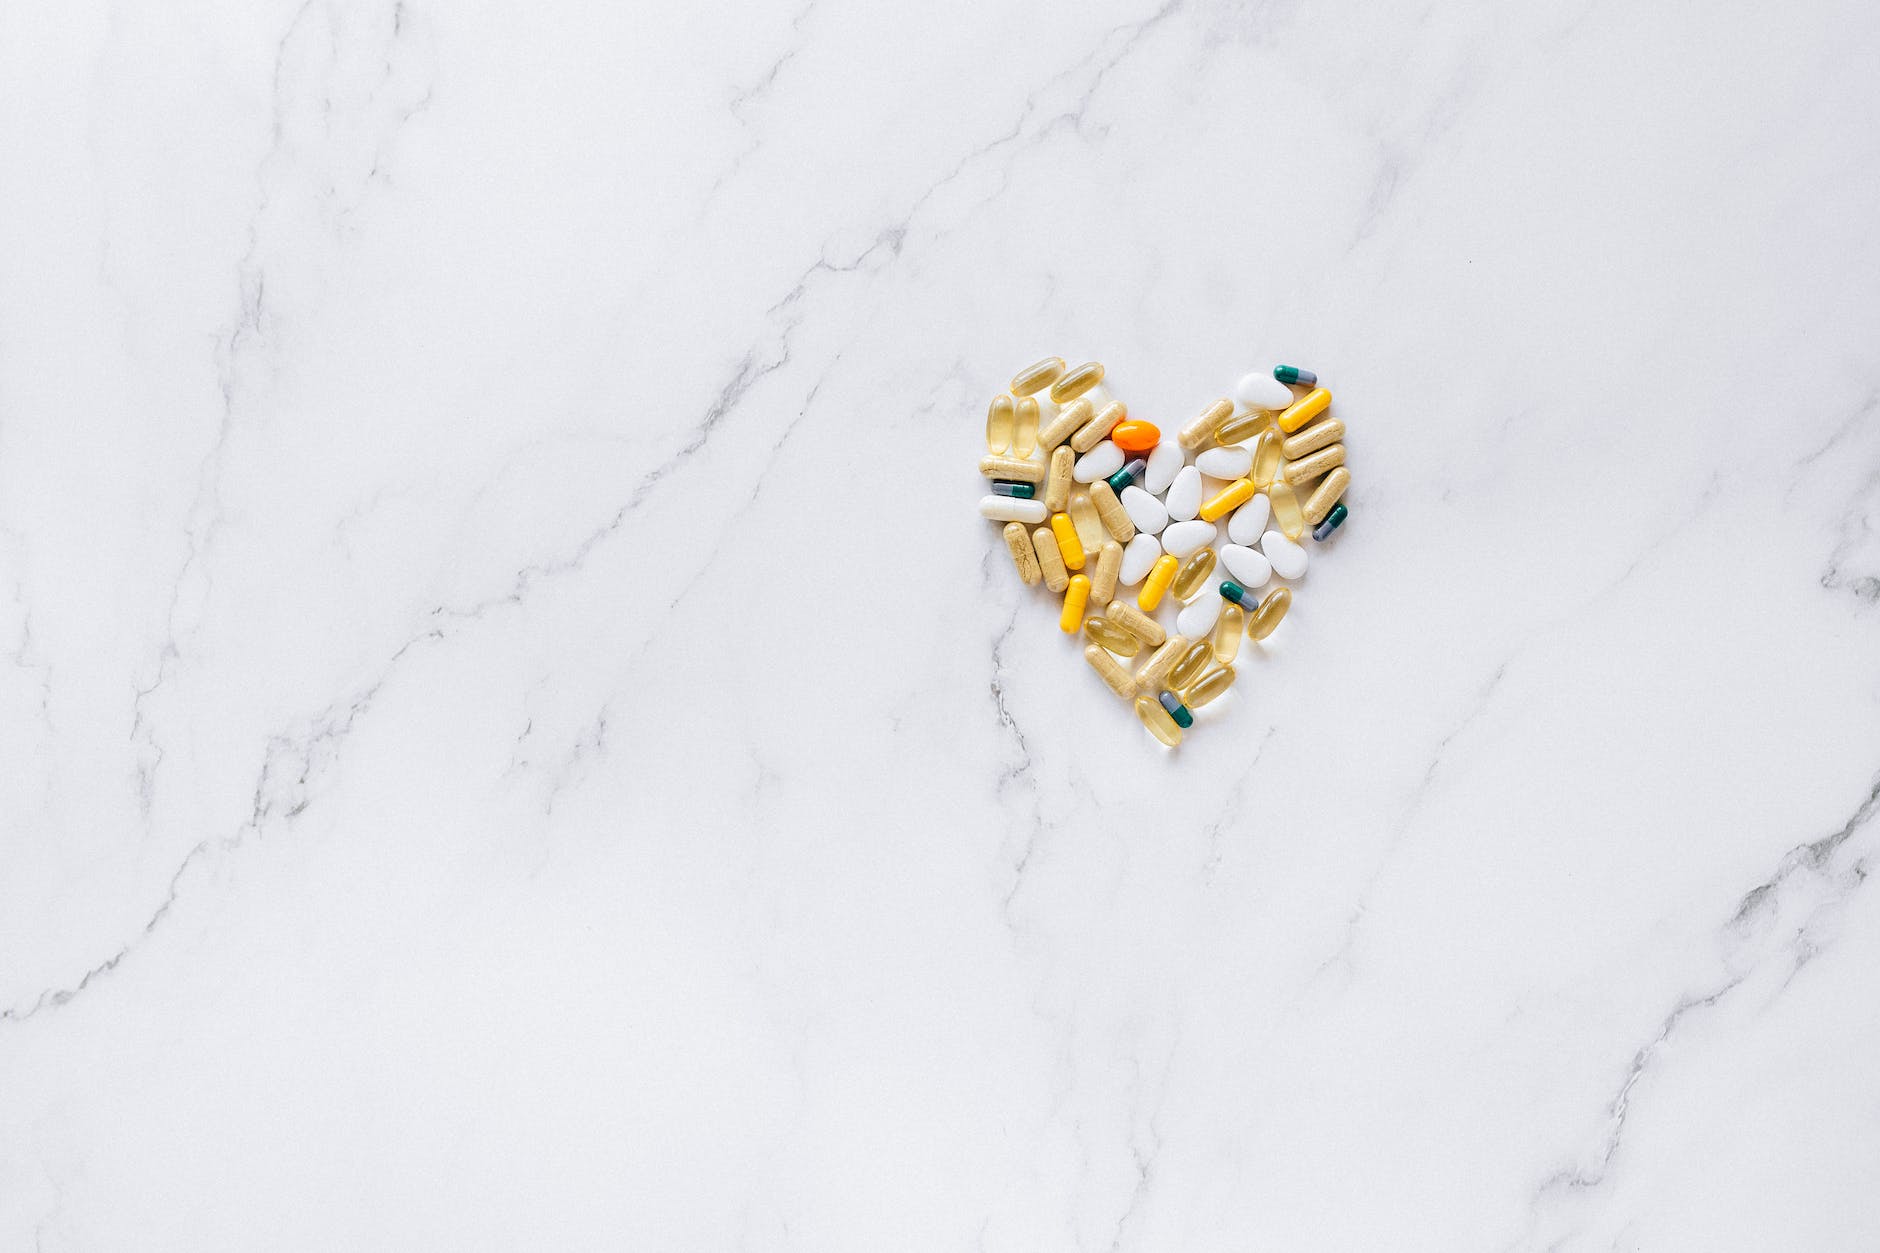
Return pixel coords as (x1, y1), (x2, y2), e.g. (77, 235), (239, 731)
(1157, 691), (1194, 729)
(1105, 459), (1146, 494)
(1274, 364), (1316, 387)
(989, 480), (1036, 498)
(1312, 502), (1348, 541)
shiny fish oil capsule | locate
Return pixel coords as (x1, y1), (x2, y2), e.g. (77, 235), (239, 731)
(1060, 574), (1091, 633)
(1267, 477), (1306, 539)
(1303, 467), (1350, 527)
(1135, 694), (1183, 747)
(1211, 604), (1244, 665)
(1282, 418), (1343, 460)
(986, 394), (1015, 454)
(1087, 644), (1137, 698)
(1012, 396), (1040, 458)
(989, 480), (1035, 498)
(1179, 398), (1234, 451)
(1157, 691), (1194, 729)
(1068, 489), (1105, 551)
(1106, 598), (1166, 647)
(1045, 446), (1073, 512)
(1135, 634), (1189, 695)
(1004, 522), (1040, 585)
(1084, 615), (1141, 658)
(1182, 663), (1236, 709)
(1274, 364), (1316, 387)
(1171, 548), (1218, 602)
(1092, 540), (1123, 603)
(1250, 429), (1284, 488)
(1168, 638), (1214, 691)
(1049, 361), (1105, 404)
(1312, 502), (1348, 541)
(1071, 401), (1128, 454)
(1013, 356), (1066, 396)
(980, 455), (1045, 484)
(1276, 386), (1331, 433)
(1032, 526), (1069, 592)
(1039, 398), (1093, 453)
(1138, 553), (1179, 611)
(1198, 478), (1256, 523)
(1285, 443), (1345, 487)
(1247, 587), (1291, 640)
(1090, 481), (1136, 543)
(1050, 512), (1086, 571)
(1213, 408), (1271, 447)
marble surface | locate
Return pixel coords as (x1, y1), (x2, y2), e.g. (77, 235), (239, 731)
(4, 0), (1879, 1247)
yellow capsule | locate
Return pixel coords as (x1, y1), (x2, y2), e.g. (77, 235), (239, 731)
(1250, 428), (1284, 488)
(1012, 356), (1066, 397)
(1182, 663), (1237, 709)
(1089, 481), (1136, 543)
(1170, 548), (1218, 602)
(1012, 396), (1040, 458)
(1092, 539), (1123, 603)
(1032, 525), (1069, 593)
(1134, 634), (1189, 695)
(1247, 587), (1291, 641)
(1179, 398), (1233, 451)
(1070, 400), (1127, 454)
(980, 454), (1045, 484)
(1303, 466), (1350, 526)
(1050, 512), (1086, 571)
(1268, 477), (1306, 539)
(1276, 386), (1331, 433)
(1198, 478), (1256, 523)
(1134, 694), (1183, 747)
(985, 394), (1015, 455)
(1105, 598), (1166, 647)
(1168, 638), (1213, 691)
(1211, 604), (1244, 664)
(1039, 398), (1092, 453)
(1282, 418), (1344, 460)
(1213, 408), (1271, 446)
(1086, 644), (1137, 698)
(1068, 489), (1105, 551)
(1003, 521), (1040, 585)
(1084, 615), (1141, 658)
(1285, 442), (1344, 486)
(1138, 553), (1179, 611)
(1060, 574), (1091, 633)
(1044, 446), (1073, 512)
(1049, 361), (1104, 404)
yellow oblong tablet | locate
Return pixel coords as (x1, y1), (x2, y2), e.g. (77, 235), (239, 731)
(1276, 386), (1330, 433)
(1198, 477), (1256, 523)
(1138, 553), (1178, 611)
(1060, 574), (1091, 633)
(1050, 512), (1085, 571)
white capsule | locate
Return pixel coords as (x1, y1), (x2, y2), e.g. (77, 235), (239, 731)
(1227, 493), (1271, 545)
(1073, 441), (1124, 484)
(1196, 446), (1253, 478)
(1119, 533), (1163, 586)
(1176, 594), (1222, 638)
(1236, 371), (1294, 411)
(978, 495), (1048, 523)
(1143, 441), (1184, 495)
(1119, 485), (1168, 534)
(1219, 543), (1273, 589)
(1161, 519), (1217, 558)
(1165, 466), (1202, 522)
(1261, 530), (1308, 579)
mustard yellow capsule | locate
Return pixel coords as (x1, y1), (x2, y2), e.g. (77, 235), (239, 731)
(1106, 598), (1166, 647)
(1012, 356), (1065, 397)
(1044, 446), (1073, 512)
(1276, 386), (1331, 433)
(1303, 466), (1350, 526)
(1091, 539), (1123, 604)
(1170, 548), (1218, 602)
(1247, 587), (1291, 641)
(1134, 634), (1189, 695)
(1179, 398), (1233, 451)
(1086, 643), (1137, 698)
(1138, 553), (1179, 611)
(1012, 396), (1040, 458)
(1049, 361), (1104, 404)
(1285, 442), (1344, 486)
(1060, 574), (1091, 633)
(1070, 401), (1127, 454)
(980, 455), (1045, 484)
(1038, 398), (1092, 453)
(1182, 663), (1237, 709)
(1049, 512), (1085, 571)
(1168, 637), (1214, 691)
(1213, 408), (1271, 446)
(1032, 525), (1069, 592)
(985, 394), (1015, 455)
(1250, 428), (1284, 489)
(1084, 614), (1141, 658)
(1135, 694), (1183, 747)
(1268, 478), (1306, 539)
(1198, 478), (1256, 523)
(1068, 489), (1105, 551)
(1282, 418), (1344, 460)
(1003, 521), (1040, 585)
(1089, 481), (1136, 543)
(1211, 603), (1244, 664)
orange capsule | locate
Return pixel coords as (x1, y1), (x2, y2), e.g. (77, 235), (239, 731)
(1110, 420), (1160, 454)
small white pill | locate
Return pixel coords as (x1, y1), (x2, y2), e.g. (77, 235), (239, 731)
(1073, 441), (1124, 483)
(1227, 494), (1271, 545)
(1118, 533), (1162, 586)
(1261, 530), (1308, 579)
(1176, 594), (1222, 638)
(1219, 543), (1273, 589)
(1143, 441), (1184, 495)
(1119, 485), (1169, 534)
(978, 495), (1048, 523)
(1165, 466), (1203, 522)
(1161, 519), (1217, 558)
(1236, 371), (1294, 411)
(1196, 446), (1252, 479)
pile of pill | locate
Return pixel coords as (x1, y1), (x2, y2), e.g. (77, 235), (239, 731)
(980, 358), (1349, 747)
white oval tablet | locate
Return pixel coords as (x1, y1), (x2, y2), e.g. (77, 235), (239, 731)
(1164, 466), (1203, 522)
(1161, 519), (1217, 558)
(1261, 530), (1308, 579)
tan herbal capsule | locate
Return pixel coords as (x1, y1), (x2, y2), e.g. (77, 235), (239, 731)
(1044, 446), (1073, 511)
(1084, 615), (1141, 658)
(1091, 540), (1123, 603)
(1135, 694), (1183, 746)
(1003, 522), (1040, 585)
(981, 455), (1045, 484)
(1268, 478), (1306, 539)
(1179, 398), (1233, 450)
(1247, 587), (1291, 640)
(1032, 526), (1069, 592)
(1071, 401), (1128, 454)
(1038, 398), (1093, 453)
(1302, 466), (1350, 526)
(1087, 644), (1137, 698)
(1250, 428), (1284, 488)
(1089, 481), (1136, 543)
(1214, 408), (1272, 446)
(1285, 443), (1345, 487)
(1182, 663), (1237, 709)
(1134, 635), (1190, 695)
(1282, 418), (1344, 460)
(1012, 396), (1040, 458)
(1168, 638), (1213, 691)
(1068, 490), (1105, 550)
(1105, 598), (1166, 647)
(986, 394), (1015, 455)
(1049, 361), (1105, 404)
(1170, 548), (1217, 602)
(1012, 356), (1066, 397)
(1211, 604), (1244, 665)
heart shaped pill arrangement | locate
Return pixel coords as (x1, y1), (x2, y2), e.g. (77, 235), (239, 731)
(980, 358), (1350, 747)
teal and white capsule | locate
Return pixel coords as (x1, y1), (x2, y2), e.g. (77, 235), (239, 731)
(1274, 364), (1317, 387)
(1219, 579), (1258, 608)
(1105, 458), (1147, 494)
(1312, 502), (1348, 541)
(990, 480), (1036, 499)
(1157, 691), (1194, 729)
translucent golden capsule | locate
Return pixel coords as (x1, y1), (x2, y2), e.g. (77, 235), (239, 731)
(1105, 598), (1166, 647)
(1049, 361), (1105, 404)
(1247, 587), (1291, 641)
(1049, 512), (1086, 571)
(1060, 574), (1091, 633)
(1250, 429), (1284, 489)
(1302, 466), (1350, 526)
(1032, 525), (1069, 593)
(1091, 539), (1123, 603)
(1211, 603), (1244, 664)
(1138, 553), (1179, 611)
(1285, 442), (1344, 487)
(1170, 548), (1217, 602)
(985, 394), (1015, 455)
(1182, 663), (1237, 709)
(1282, 418), (1344, 460)
(980, 455), (1045, 484)
(1044, 446), (1073, 512)
(1012, 396), (1040, 458)
(1276, 386), (1331, 433)
(1003, 522), (1040, 585)
(1135, 694), (1184, 747)
(1089, 481), (1136, 543)
(1087, 644), (1137, 698)
(1012, 356), (1066, 397)
(1213, 408), (1271, 446)
(1068, 489), (1106, 551)
(1134, 634), (1189, 695)
(1179, 399), (1233, 451)
(1084, 615), (1142, 658)
(1268, 478), (1306, 539)
(1070, 401), (1128, 454)
(1038, 398), (1092, 454)
(1168, 638), (1213, 691)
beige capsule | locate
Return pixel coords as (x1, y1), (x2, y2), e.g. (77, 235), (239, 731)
(1170, 548), (1217, 602)
(1087, 644), (1137, 698)
(1168, 638), (1214, 691)
(1032, 525), (1069, 593)
(1105, 598), (1166, 647)
(1068, 489), (1105, 551)
(1302, 466), (1350, 526)
(1083, 614), (1141, 658)
(1282, 418), (1344, 460)
(1246, 587), (1291, 641)
(1012, 396), (1040, 458)
(1012, 356), (1066, 397)
(1179, 398), (1233, 451)
(1089, 481), (1136, 543)
(1044, 446), (1073, 512)
(1091, 540), (1123, 604)
(1134, 634), (1190, 694)
(1134, 694), (1183, 747)
(980, 455), (1045, 484)
(1214, 408), (1272, 446)
(1003, 522), (1040, 585)
(1049, 361), (1105, 404)
(986, 394), (1015, 455)
(1211, 603), (1244, 665)
(1285, 442), (1345, 487)
(1038, 398), (1092, 453)
(1070, 401), (1128, 454)
(1182, 663), (1237, 709)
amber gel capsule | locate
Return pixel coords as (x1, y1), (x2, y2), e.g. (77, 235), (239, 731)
(1032, 526), (1069, 593)
(1286, 443), (1345, 487)
(1060, 574), (1091, 633)
(1049, 361), (1105, 404)
(1302, 466), (1350, 527)
(1049, 512), (1086, 571)
(1012, 396), (1040, 458)
(1084, 615), (1141, 658)
(985, 394), (1015, 454)
(1106, 598), (1166, 647)
(1282, 418), (1343, 460)
(1182, 663), (1237, 709)
(1044, 446), (1074, 512)
(1179, 398), (1233, 451)
(1274, 364), (1316, 387)
(1268, 478), (1306, 539)
(1211, 603), (1244, 664)
(1086, 644), (1137, 698)
(1168, 638), (1214, 691)
(1276, 386), (1331, 433)
(1038, 398), (1093, 454)
(1213, 409), (1270, 446)
(1134, 634), (1189, 695)
(1091, 540), (1123, 603)
(1247, 587), (1291, 640)
(1138, 553), (1179, 611)
(1250, 429), (1284, 489)
(1068, 489), (1106, 551)
(1134, 695), (1183, 747)
(1003, 522), (1040, 585)
(1170, 548), (1218, 603)
(1157, 690), (1194, 729)
(1089, 481), (1136, 543)
(1013, 356), (1066, 396)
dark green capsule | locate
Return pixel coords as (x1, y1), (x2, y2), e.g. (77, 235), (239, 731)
(1274, 364), (1317, 387)
(990, 480), (1036, 499)
(1157, 691), (1194, 728)
(1219, 580), (1252, 607)
(1105, 458), (1146, 494)
(1311, 502), (1347, 541)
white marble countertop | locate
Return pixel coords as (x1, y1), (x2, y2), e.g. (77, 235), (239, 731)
(4, 0), (1878, 1248)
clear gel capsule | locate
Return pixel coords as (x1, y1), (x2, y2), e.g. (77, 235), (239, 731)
(1039, 398), (1093, 453)
(1004, 522), (1040, 585)
(1087, 644), (1137, 698)
(1050, 512), (1086, 571)
(1213, 409), (1270, 446)
(1268, 478), (1306, 539)
(1247, 587), (1291, 640)
(986, 394), (1015, 454)
(1105, 459), (1146, 494)
(1012, 396), (1040, 458)
(1049, 361), (1105, 404)
(1285, 443), (1344, 487)
(1302, 467), (1349, 527)
(1312, 502), (1348, 541)
(1274, 364), (1316, 387)
(1092, 539), (1123, 603)
(1276, 386), (1331, 433)
(1045, 446), (1073, 512)
(1211, 604), (1243, 664)
(1170, 548), (1218, 602)
(1179, 398), (1233, 450)
(1090, 481), (1136, 543)
(1138, 553), (1179, 611)
(1084, 615), (1142, 657)
(1157, 690), (1194, 729)
(1135, 694), (1183, 747)
(1168, 638), (1214, 691)
(989, 480), (1035, 498)
(1060, 574), (1091, 633)
(1282, 419), (1343, 460)
(1068, 489), (1105, 551)
(1182, 663), (1237, 709)
(1032, 525), (1069, 592)
(1250, 429), (1284, 488)
(1106, 598), (1166, 647)
(1013, 356), (1066, 396)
